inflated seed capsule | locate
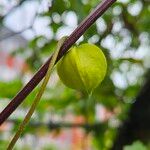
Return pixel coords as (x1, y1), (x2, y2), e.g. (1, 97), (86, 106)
(57, 43), (107, 94)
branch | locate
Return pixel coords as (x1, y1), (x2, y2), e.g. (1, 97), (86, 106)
(0, 27), (31, 41)
(98, 21), (113, 43)
(7, 119), (101, 130)
(121, 5), (139, 36)
(0, 0), (116, 125)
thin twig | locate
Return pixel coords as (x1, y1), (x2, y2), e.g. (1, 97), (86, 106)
(0, 0), (116, 125)
(7, 119), (101, 130)
(0, 27), (31, 41)
(7, 37), (67, 150)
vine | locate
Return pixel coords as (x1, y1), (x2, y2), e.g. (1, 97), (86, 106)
(0, 0), (116, 125)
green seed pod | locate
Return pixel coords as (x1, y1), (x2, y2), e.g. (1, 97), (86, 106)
(57, 43), (107, 94)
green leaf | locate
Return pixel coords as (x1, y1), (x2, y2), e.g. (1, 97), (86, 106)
(123, 141), (148, 150)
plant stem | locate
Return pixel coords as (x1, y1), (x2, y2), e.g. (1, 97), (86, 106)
(0, 0), (116, 125)
(7, 37), (67, 150)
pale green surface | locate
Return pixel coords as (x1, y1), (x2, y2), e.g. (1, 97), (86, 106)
(57, 43), (107, 93)
(123, 141), (148, 150)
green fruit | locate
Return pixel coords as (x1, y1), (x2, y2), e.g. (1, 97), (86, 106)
(57, 43), (107, 93)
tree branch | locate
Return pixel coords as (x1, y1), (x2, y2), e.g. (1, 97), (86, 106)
(0, 0), (116, 125)
(0, 27), (31, 41)
(7, 119), (101, 130)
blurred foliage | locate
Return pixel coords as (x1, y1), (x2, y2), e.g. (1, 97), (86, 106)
(0, 0), (150, 149)
(0, 80), (22, 98)
(123, 141), (148, 150)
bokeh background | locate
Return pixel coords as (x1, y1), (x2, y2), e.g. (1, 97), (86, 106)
(0, 0), (150, 150)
